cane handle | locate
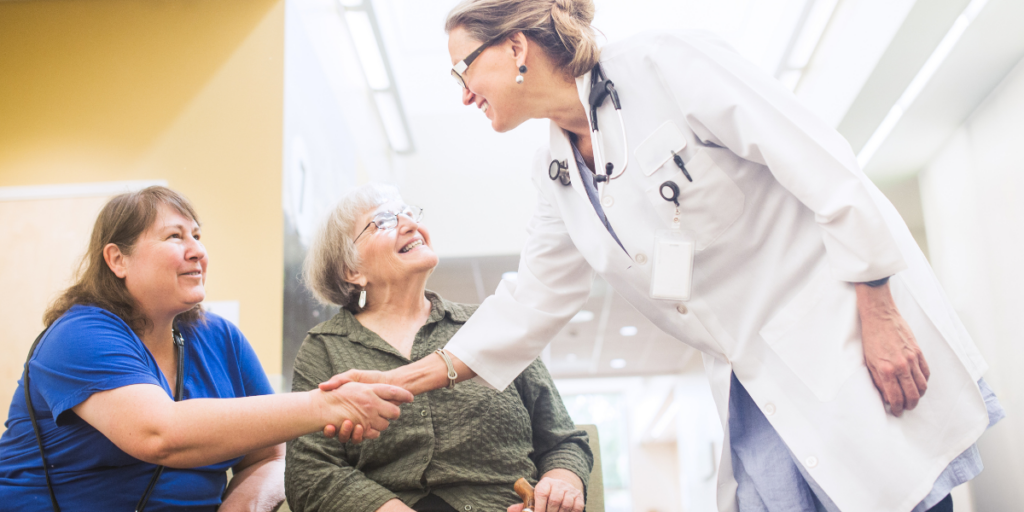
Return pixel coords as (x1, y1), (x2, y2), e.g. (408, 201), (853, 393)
(514, 478), (535, 512)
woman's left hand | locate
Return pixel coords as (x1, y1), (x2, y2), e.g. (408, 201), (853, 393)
(857, 281), (930, 417)
(508, 469), (585, 512)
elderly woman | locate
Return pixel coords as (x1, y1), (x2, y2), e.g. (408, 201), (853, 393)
(285, 183), (593, 512)
(0, 186), (411, 511)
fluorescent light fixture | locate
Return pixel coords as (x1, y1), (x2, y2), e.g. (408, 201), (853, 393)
(566, 353), (577, 362)
(344, 10), (390, 90)
(502, 271), (519, 282)
(570, 310), (595, 323)
(619, 326), (638, 337)
(787, 0), (839, 70)
(338, 0), (415, 154)
(609, 358), (627, 369)
(373, 91), (412, 153)
(651, 400), (681, 439)
(856, 0), (990, 168)
(775, 0), (839, 90)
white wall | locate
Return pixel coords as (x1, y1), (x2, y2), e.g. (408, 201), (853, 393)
(919, 56), (1024, 511)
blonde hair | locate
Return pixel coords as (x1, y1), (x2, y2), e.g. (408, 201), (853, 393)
(445, 0), (600, 78)
(302, 183), (403, 312)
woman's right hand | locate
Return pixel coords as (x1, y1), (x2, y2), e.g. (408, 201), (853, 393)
(315, 382), (412, 441)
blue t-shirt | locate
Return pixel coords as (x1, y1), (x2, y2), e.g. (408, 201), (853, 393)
(0, 305), (275, 511)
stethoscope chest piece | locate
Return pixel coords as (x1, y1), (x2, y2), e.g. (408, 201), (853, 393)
(549, 159), (571, 186)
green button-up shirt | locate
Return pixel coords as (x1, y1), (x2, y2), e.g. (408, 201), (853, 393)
(285, 292), (593, 512)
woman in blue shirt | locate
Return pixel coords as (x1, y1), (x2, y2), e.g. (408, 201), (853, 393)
(0, 186), (413, 511)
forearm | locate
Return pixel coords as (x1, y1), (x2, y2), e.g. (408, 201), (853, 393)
(221, 446), (286, 512)
(856, 281), (902, 324)
(387, 352), (475, 396)
(137, 390), (327, 467)
(376, 499), (415, 512)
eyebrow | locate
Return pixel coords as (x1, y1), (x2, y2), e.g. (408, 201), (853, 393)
(159, 222), (200, 232)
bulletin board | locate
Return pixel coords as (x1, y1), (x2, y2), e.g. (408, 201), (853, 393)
(0, 192), (115, 429)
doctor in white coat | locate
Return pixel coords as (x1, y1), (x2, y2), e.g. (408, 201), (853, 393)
(321, 1), (1003, 511)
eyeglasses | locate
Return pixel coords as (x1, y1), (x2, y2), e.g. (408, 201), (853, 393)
(353, 205), (424, 244)
(451, 35), (505, 89)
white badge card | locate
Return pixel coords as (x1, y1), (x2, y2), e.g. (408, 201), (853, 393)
(650, 229), (695, 301)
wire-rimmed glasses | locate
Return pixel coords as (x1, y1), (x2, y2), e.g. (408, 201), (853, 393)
(353, 206), (424, 244)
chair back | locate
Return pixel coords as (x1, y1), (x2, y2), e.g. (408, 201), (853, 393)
(577, 424), (604, 512)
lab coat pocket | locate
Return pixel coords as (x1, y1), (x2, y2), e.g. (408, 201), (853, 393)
(642, 148), (744, 250)
(759, 268), (864, 402)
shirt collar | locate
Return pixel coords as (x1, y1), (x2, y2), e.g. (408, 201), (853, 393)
(307, 290), (473, 340)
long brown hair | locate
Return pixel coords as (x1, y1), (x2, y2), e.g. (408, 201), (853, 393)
(44, 186), (205, 334)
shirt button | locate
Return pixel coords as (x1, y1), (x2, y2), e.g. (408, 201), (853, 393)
(602, 195), (614, 207)
(763, 403), (776, 416)
(676, 304), (688, 314)
(634, 253), (647, 265)
(420, 409), (428, 417)
(422, 456), (428, 463)
(804, 456), (818, 468)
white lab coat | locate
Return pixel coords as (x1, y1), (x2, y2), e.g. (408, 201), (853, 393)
(444, 31), (990, 512)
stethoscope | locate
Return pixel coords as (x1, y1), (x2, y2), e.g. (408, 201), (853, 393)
(550, 63), (693, 206)
(548, 63), (629, 198)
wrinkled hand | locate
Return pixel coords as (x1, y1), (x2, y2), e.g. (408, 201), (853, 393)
(319, 369), (390, 392)
(320, 370), (401, 442)
(318, 382), (412, 443)
(508, 474), (584, 512)
(859, 286), (930, 417)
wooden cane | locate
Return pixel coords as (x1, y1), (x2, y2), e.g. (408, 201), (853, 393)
(514, 478), (536, 512)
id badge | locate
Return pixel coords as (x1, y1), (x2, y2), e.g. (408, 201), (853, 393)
(650, 228), (695, 301)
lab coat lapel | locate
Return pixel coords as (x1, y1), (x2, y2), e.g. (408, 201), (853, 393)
(548, 122), (588, 201)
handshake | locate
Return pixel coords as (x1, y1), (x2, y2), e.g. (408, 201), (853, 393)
(312, 369), (407, 443)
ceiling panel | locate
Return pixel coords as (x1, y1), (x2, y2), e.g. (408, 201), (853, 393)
(427, 254), (702, 378)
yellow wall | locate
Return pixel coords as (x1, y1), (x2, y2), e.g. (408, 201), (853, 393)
(0, 0), (286, 388)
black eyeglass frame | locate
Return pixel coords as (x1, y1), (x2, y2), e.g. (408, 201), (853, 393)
(353, 206), (424, 244)
(450, 34), (508, 89)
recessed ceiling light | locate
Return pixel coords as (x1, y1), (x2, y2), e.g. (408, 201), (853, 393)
(502, 271), (518, 282)
(610, 358), (627, 369)
(619, 326), (638, 337)
(570, 310), (594, 323)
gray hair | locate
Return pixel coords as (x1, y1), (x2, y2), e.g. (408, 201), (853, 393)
(302, 183), (403, 312)
(445, 0), (600, 78)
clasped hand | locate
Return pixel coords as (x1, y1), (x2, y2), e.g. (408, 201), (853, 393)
(317, 378), (411, 442)
(509, 473), (585, 512)
(319, 369), (396, 442)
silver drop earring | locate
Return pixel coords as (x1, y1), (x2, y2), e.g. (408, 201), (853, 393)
(515, 64), (527, 84)
(358, 289), (367, 308)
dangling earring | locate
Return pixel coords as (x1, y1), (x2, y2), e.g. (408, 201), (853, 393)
(358, 289), (367, 308)
(515, 65), (527, 84)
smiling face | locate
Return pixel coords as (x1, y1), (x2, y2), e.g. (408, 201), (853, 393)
(449, 27), (530, 133)
(113, 203), (208, 321)
(348, 200), (438, 289)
